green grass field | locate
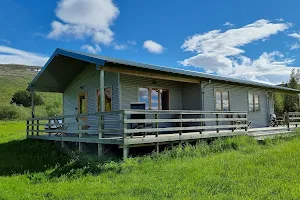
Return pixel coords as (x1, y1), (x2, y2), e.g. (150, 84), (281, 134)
(1, 121), (300, 199)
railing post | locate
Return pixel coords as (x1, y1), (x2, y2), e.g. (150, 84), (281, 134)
(179, 112), (182, 136)
(31, 119), (34, 135)
(287, 112), (290, 130)
(122, 110), (127, 140)
(26, 120), (29, 136)
(61, 118), (64, 148)
(231, 114), (234, 132)
(216, 114), (219, 133)
(48, 119), (51, 137)
(98, 113), (103, 157)
(245, 113), (248, 131)
(122, 110), (129, 160)
(155, 113), (159, 137)
(200, 113), (202, 134)
(37, 119), (39, 136)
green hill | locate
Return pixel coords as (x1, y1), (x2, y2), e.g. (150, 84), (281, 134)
(0, 64), (62, 119)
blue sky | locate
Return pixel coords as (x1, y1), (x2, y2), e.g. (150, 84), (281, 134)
(1, 0), (300, 84)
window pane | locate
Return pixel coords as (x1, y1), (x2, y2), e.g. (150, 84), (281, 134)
(105, 88), (112, 111)
(139, 88), (149, 109)
(248, 93), (254, 111)
(222, 91), (229, 111)
(151, 89), (159, 110)
(215, 90), (222, 111)
(254, 94), (259, 111)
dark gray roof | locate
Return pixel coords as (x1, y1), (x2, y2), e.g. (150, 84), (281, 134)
(28, 48), (300, 93)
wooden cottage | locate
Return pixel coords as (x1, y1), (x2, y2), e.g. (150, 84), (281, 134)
(26, 48), (300, 158)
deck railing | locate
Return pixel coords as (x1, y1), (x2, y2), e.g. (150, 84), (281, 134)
(122, 110), (248, 138)
(288, 112), (300, 129)
(27, 110), (249, 140)
(26, 110), (123, 137)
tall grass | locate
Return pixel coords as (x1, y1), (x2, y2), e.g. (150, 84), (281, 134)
(1, 121), (300, 199)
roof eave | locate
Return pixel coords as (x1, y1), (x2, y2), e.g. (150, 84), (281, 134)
(27, 48), (106, 91)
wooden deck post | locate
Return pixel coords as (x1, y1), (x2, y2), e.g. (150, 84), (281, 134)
(123, 145), (129, 160)
(156, 142), (159, 155)
(79, 132), (83, 152)
(98, 68), (105, 157)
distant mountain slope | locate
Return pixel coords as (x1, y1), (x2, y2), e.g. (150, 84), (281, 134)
(0, 64), (40, 105)
(0, 64), (62, 116)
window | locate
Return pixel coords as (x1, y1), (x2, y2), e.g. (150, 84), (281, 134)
(248, 93), (260, 112)
(215, 90), (230, 111)
(96, 87), (112, 112)
(139, 88), (169, 110)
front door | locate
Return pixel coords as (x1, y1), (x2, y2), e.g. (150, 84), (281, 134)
(78, 92), (88, 121)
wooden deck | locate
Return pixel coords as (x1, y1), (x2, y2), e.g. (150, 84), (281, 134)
(26, 110), (300, 159)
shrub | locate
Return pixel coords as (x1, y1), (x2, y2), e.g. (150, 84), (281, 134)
(45, 101), (62, 116)
(0, 105), (19, 120)
(11, 90), (44, 107)
(0, 104), (30, 120)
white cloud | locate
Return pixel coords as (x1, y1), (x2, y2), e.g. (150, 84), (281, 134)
(290, 42), (300, 50)
(113, 43), (127, 50)
(181, 19), (294, 84)
(288, 32), (300, 39)
(223, 22), (234, 27)
(0, 45), (48, 66)
(48, 0), (119, 45)
(112, 40), (136, 50)
(127, 40), (136, 45)
(81, 44), (101, 54)
(288, 32), (300, 50)
(143, 40), (164, 54)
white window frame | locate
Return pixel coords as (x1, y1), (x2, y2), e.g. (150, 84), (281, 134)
(215, 89), (230, 111)
(248, 92), (260, 112)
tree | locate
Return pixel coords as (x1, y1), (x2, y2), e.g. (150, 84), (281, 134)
(274, 92), (284, 114)
(11, 90), (44, 107)
(283, 69), (299, 112)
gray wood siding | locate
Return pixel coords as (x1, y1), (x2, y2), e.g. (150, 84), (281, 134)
(120, 74), (183, 110)
(63, 64), (119, 134)
(202, 81), (271, 127)
(181, 83), (202, 110)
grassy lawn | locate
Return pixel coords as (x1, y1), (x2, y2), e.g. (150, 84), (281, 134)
(1, 121), (300, 199)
